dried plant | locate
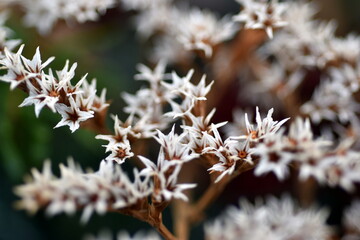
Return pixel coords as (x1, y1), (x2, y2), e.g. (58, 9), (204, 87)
(1, 0), (360, 239)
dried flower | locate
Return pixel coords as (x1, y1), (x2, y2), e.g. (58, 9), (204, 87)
(205, 196), (330, 240)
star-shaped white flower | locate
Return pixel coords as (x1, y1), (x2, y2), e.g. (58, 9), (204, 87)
(54, 96), (94, 132)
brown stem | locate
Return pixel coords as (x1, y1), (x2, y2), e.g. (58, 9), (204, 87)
(82, 108), (111, 134)
(188, 174), (231, 224)
(148, 204), (178, 240)
(131, 138), (151, 168)
(207, 29), (267, 111)
(116, 204), (178, 240)
(173, 199), (191, 240)
(282, 90), (303, 119)
(173, 174), (232, 240)
(292, 168), (318, 208)
(156, 222), (178, 240)
(172, 160), (198, 240)
(173, 159), (257, 239)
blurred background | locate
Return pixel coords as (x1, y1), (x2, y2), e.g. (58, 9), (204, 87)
(0, 0), (360, 239)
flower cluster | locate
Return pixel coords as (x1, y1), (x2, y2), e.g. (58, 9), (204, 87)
(130, 0), (237, 59)
(96, 115), (135, 164)
(205, 196), (330, 240)
(3, 0), (291, 59)
(226, 112), (360, 191)
(15, 126), (199, 224)
(233, 0), (288, 38)
(139, 127), (198, 202)
(1, 0), (116, 34)
(191, 106), (287, 183)
(15, 159), (152, 223)
(247, 1), (360, 130)
(0, 45), (108, 132)
(3, 0), (360, 240)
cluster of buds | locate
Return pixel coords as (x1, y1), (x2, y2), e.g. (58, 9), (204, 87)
(15, 127), (199, 231)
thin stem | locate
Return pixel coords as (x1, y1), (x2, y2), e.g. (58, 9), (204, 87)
(173, 174), (232, 240)
(173, 161), (198, 240)
(116, 205), (178, 240)
(156, 222), (178, 240)
(207, 29), (267, 111)
(173, 199), (191, 240)
(188, 174), (231, 223)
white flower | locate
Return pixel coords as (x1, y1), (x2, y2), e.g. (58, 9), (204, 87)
(323, 150), (360, 192)
(233, 0), (288, 38)
(162, 69), (215, 119)
(56, 60), (82, 94)
(54, 96), (94, 132)
(0, 44), (107, 128)
(242, 107), (289, 142)
(79, 78), (109, 112)
(154, 126), (199, 162)
(252, 131), (292, 180)
(15, 159), (152, 223)
(0, 45), (29, 90)
(133, 2), (173, 39)
(207, 137), (253, 183)
(135, 60), (169, 87)
(96, 115), (135, 150)
(182, 109), (227, 141)
(301, 80), (360, 124)
(205, 196), (330, 240)
(139, 150), (196, 202)
(270, 118), (330, 183)
(104, 139), (134, 164)
(9, 0), (116, 34)
(19, 69), (60, 117)
(288, 118), (313, 143)
(174, 7), (237, 57)
(21, 46), (55, 73)
(134, 61), (174, 104)
(122, 89), (155, 116)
